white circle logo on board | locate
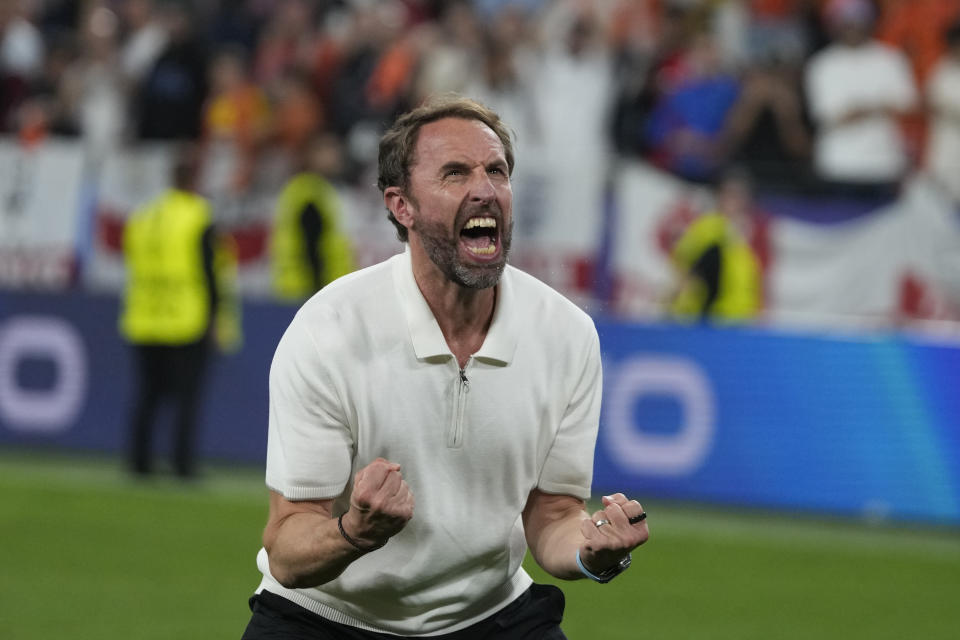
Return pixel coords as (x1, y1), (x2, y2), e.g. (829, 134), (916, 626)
(0, 316), (87, 433)
(604, 355), (715, 476)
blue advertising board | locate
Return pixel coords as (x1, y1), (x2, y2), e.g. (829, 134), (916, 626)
(0, 290), (288, 464)
(1, 291), (958, 523)
(592, 320), (960, 524)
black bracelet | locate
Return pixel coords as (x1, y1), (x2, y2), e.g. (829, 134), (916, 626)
(337, 514), (387, 553)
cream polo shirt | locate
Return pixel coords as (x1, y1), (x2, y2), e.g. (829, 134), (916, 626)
(254, 248), (602, 636)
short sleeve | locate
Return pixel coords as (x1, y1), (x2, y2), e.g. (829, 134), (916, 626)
(265, 311), (354, 500)
(536, 322), (602, 500)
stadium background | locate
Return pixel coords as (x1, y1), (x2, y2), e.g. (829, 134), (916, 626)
(1, 0), (959, 638)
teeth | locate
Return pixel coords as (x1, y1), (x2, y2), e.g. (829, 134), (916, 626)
(467, 245), (497, 255)
(464, 217), (497, 230)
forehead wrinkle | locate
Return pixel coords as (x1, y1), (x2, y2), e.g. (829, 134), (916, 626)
(412, 118), (506, 175)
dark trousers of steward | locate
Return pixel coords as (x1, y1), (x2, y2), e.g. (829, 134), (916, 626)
(240, 584), (567, 639)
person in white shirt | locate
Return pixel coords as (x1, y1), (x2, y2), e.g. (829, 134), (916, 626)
(804, 0), (918, 188)
(241, 95), (649, 638)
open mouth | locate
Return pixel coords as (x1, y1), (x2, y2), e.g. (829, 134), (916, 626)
(459, 216), (499, 258)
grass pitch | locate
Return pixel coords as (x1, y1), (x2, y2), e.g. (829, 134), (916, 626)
(1, 450), (958, 639)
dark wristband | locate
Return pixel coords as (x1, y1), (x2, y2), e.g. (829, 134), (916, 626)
(337, 514), (387, 553)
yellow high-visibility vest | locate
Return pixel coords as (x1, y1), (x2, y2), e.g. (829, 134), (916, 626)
(670, 212), (762, 322)
(120, 189), (215, 345)
(270, 172), (354, 301)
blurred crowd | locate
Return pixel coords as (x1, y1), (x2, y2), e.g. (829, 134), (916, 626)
(1, 0), (959, 202)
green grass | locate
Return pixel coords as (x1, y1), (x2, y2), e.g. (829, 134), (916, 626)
(2, 450), (958, 639)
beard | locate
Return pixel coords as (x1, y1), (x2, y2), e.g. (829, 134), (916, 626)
(412, 201), (513, 290)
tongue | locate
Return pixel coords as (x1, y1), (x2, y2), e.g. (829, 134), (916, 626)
(461, 235), (494, 250)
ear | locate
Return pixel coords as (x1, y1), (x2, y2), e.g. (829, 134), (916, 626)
(384, 186), (415, 232)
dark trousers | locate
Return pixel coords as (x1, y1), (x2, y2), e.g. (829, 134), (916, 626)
(240, 585), (567, 640)
(128, 340), (210, 477)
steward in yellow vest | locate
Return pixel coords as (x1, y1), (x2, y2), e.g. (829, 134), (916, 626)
(270, 134), (355, 300)
(119, 148), (241, 478)
(670, 210), (763, 322)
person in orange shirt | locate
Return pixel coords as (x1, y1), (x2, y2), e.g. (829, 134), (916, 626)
(876, 0), (960, 85)
(875, 0), (960, 158)
(202, 45), (273, 193)
(271, 68), (323, 159)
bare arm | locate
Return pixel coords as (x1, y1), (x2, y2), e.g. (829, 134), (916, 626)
(263, 491), (358, 588)
(522, 489), (649, 580)
(522, 489), (592, 579)
(263, 458), (415, 589)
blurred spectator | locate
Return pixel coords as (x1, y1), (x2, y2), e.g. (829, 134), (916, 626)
(644, 28), (741, 183)
(118, 0), (168, 85)
(57, 4), (128, 161)
(719, 48), (812, 191)
(201, 44), (273, 193)
(204, 0), (268, 52)
(924, 19), (960, 206)
(323, 5), (401, 143)
(364, 20), (418, 119)
(531, 3), (615, 247)
(12, 31), (76, 139)
(611, 1), (690, 158)
(876, 0), (960, 88)
(411, 0), (482, 101)
(875, 0), (960, 160)
(0, 1), (43, 78)
(804, 0), (918, 193)
(742, 0), (812, 68)
(462, 6), (541, 156)
(534, 4), (615, 169)
(270, 68), (323, 159)
(270, 132), (355, 301)
(134, 2), (208, 140)
(252, 0), (316, 89)
(0, 0), (44, 131)
(668, 167), (764, 322)
(119, 144), (241, 479)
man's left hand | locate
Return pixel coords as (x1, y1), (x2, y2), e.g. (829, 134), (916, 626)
(578, 493), (650, 574)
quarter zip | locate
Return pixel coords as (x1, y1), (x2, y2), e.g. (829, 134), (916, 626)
(447, 365), (470, 448)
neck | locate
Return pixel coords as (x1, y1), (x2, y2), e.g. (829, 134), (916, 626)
(410, 246), (497, 368)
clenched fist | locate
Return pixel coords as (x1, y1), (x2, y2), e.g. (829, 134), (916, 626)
(340, 457), (415, 550)
(578, 493), (649, 573)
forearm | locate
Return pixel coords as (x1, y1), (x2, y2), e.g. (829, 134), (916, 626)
(264, 511), (365, 589)
(525, 490), (650, 582)
(527, 508), (592, 580)
(263, 462), (414, 589)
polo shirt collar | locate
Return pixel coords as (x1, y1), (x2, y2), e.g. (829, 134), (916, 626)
(393, 247), (517, 365)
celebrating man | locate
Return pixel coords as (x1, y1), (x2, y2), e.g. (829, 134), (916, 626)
(242, 95), (649, 639)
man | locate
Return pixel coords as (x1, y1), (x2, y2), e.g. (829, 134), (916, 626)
(669, 168), (765, 323)
(120, 145), (240, 478)
(270, 132), (355, 301)
(804, 0), (918, 194)
(242, 96), (649, 638)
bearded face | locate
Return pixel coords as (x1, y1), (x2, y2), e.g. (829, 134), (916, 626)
(412, 196), (513, 290)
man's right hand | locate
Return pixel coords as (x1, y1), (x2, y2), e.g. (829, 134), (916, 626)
(340, 457), (415, 549)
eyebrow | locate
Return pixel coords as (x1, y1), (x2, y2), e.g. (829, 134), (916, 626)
(439, 161), (472, 175)
(439, 159), (508, 175)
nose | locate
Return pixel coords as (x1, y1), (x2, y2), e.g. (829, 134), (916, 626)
(468, 169), (497, 204)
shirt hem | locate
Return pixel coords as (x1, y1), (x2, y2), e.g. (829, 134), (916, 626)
(254, 570), (533, 636)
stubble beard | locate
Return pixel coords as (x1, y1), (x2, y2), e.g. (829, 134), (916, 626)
(413, 203), (513, 290)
